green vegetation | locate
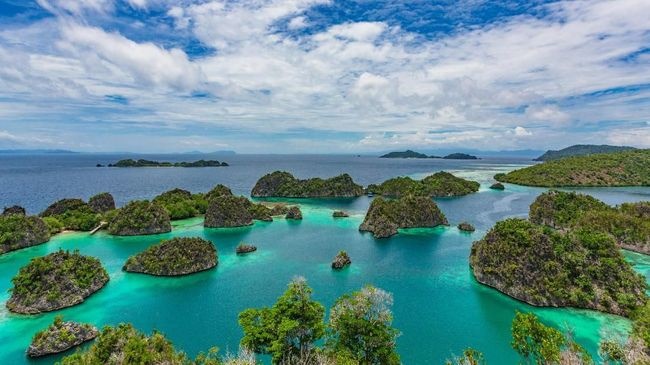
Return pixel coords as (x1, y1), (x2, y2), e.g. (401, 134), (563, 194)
(380, 150), (436, 158)
(88, 192), (115, 213)
(445, 348), (486, 365)
(443, 153), (478, 159)
(40, 198), (101, 231)
(204, 184), (233, 201)
(0, 214), (50, 254)
(366, 172), (479, 197)
(457, 222), (475, 232)
(495, 149), (650, 187)
(331, 250), (351, 269)
(7, 250), (109, 313)
(123, 237), (217, 276)
(108, 200), (171, 236)
(470, 218), (647, 316)
(205, 196), (254, 228)
(42, 216), (64, 235)
(534, 144), (636, 161)
(359, 196), (448, 238)
(251, 171), (364, 198)
(28, 315), (98, 357)
(153, 188), (208, 220)
(109, 159), (228, 167)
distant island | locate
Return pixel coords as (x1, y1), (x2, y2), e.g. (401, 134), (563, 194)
(442, 153), (478, 160)
(107, 159), (228, 167)
(251, 171), (364, 198)
(380, 150), (439, 158)
(0, 149), (78, 154)
(495, 149), (650, 187)
(534, 144), (636, 161)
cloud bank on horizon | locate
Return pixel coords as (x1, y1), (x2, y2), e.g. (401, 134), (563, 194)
(0, 0), (648, 153)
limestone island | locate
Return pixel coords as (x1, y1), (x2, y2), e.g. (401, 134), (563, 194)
(40, 197), (102, 232)
(331, 251), (351, 270)
(359, 196), (448, 238)
(457, 222), (475, 232)
(489, 182), (505, 190)
(333, 210), (349, 218)
(108, 200), (171, 236)
(285, 206), (303, 220)
(366, 171), (479, 197)
(236, 243), (257, 254)
(7, 250), (109, 314)
(379, 150), (439, 158)
(153, 188), (206, 220)
(88, 192), (116, 213)
(27, 316), (98, 357)
(3, 205), (26, 216)
(0, 213), (50, 255)
(443, 153), (478, 160)
(123, 237), (217, 276)
(529, 190), (650, 254)
(533, 144), (636, 161)
(108, 158), (228, 167)
(495, 149), (650, 187)
(251, 171), (364, 198)
(470, 218), (647, 316)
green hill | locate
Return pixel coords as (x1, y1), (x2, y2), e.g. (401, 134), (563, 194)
(380, 150), (435, 158)
(495, 150), (650, 187)
(534, 144), (636, 161)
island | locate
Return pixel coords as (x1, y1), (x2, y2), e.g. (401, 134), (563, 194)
(108, 200), (171, 236)
(108, 159), (228, 167)
(205, 196), (254, 228)
(359, 196), (448, 238)
(529, 190), (650, 254)
(380, 150), (438, 158)
(153, 188), (207, 220)
(470, 218), (646, 316)
(40, 198), (101, 231)
(534, 144), (636, 161)
(332, 210), (349, 218)
(251, 171), (364, 198)
(88, 192), (116, 213)
(27, 316), (98, 357)
(236, 243), (257, 254)
(204, 184), (233, 201)
(443, 153), (478, 160)
(457, 222), (475, 232)
(7, 250), (109, 314)
(495, 149), (650, 187)
(285, 206), (303, 220)
(2, 205), (26, 216)
(0, 214), (50, 255)
(331, 251), (351, 270)
(489, 182), (505, 190)
(366, 171), (479, 197)
(123, 237), (217, 276)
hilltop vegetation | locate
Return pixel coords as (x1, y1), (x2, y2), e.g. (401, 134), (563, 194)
(123, 237), (217, 276)
(443, 153), (478, 159)
(251, 171), (364, 198)
(495, 149), (650, 187)
(40, 198), (102, 231)
(0, 214), (50, 255)
(109, 158), (228, 167)
(534, 144), (636, 161)
(108, 200), (171, 236)
(359, 196), (448, 238)
(367, 171), (479, 197)
(380, 150), (436, 158)
(28, 316), (98, 357)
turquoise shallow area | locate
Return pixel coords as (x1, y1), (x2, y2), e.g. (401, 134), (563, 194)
(1, 170), (649, 364)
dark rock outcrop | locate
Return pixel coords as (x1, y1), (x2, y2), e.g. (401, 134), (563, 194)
(123, 237), (217, 276)
(40, 198), (87, 217)
(332, 210), (349, 218)
(205, 184), (233, 201)
(236, 243), (257, 254)
(27, 317), (98, 357)
(331, 251), (351, 270)
(251, 171), (364, 198)
(2, 205), (26, 216)
(285, 206), (303, 220)
(205, 196), (253, 228)
(457, 222), (475, 232)
(108, 200), (171, 236)
(359, 196), (448, 238)
(489, 183), (505, 190)
(88, 192), (115, 213)
(7, 250), (109, 314)
(0, 215), (50, 255)
(270, 204), (289, 216)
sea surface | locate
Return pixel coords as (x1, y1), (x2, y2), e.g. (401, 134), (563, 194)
(0, 153), (649, 364)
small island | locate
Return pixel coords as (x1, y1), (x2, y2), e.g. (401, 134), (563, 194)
(108, 159), (228, 167)
(332, 210), (349, 218)
(205, 196), (254, 228)
(236, 243), (257, 254)
(285, 206), (303, 220)
(359, 196), (448, 238)
(366, 171), (479, 197)
(88, 192), (116, 213)
(495, 149), (650, 187)
(533, 144), (636, 161)
(251, 171), (364, 198)
(153, 188), (207, 220)
(7, 250), (109, 314)
(457, 222), (475, 232)
(108, 200), (171, 236)
(27, 316), (98, 357)
(489, 182), (505, 190)
(40, 197), (103, 232)
(443, 153), (478, 160)
(470, 218), (646, 316)
(331, 251), (351, 270)
(380, 150), (438, 158)
(2, 205), (26, 216)
(0, 214), (50, 255)
(123, 237), (217, 276)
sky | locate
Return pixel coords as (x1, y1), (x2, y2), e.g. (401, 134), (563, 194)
(0, 0), (649, 153)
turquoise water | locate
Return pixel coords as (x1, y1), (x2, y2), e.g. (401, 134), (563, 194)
(1, 163), (649, 364)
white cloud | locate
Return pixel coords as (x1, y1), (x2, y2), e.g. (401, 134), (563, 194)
(513, 126), (533, 136)
(288, 16), (308, 30)
(525, 105), (570, 126)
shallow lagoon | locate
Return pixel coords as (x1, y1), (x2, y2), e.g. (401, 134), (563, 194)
(0, 156), (649, 364)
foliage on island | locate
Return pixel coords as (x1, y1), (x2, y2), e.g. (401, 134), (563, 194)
(529, 191), (650, 254)
(443, 153), (478, 159)
(331, 250), (351, 269)
(332, 210), (349, 218)
(457, 222), (475, 232)
(108, 200), (171, 236)
(7, 250), (109, 314)
(2, 205), (26, 216)
(205, 196), (254, 228)
(109, 158), (228, 167)
(123, 237), (217, 276)
(534, 144), (636, 161)
(236, 243), (257, 254)
(204, 184), (233, 201)
(40, 198), (101, 231)
(490, 182), (505, 190)
(285, 205), (303, 220)
(251, 171), (364, 198)
(153, 188), (208, 220)
(469, 218), (647, 316)
(0, 214), (50, 255)
(88, 192), (116, 213)
(28, 316), (98, 357)
(380, 150), (437, 158)
(359, 196), (448, 238)
(495, 149), (650, 187)
(366, 171), (479, 197)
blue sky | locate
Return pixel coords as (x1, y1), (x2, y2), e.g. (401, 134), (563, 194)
(0, 0), (648, 153)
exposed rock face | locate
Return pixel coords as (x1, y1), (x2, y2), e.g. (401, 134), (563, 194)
(457, 222), (475, 232)
(27, 318), (98, 357)
(236, 243), (257, 254)
(359, 196), (448, 238)
(489, 183), (505, 190)
(40, 198), (87, 217)
(108, 200), (171, 236)
(470, 218), (647, 316)
(88, 192), (115, 213)
(123, 237), (217, 276)
(7, 250), (109, 314)
(0, 215), (50, 255)
(2, 205), (26, 216)
(251, 171), (364, 198)
(331, 251), (351, 270)
(285, 206), (303, 220)
(205, 184), (233, 201)
(332, 210), (349, 218)
(205, 196), (254, 228)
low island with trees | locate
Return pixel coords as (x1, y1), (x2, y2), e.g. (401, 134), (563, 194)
(251, 171), (364, 198)
(108, 159), (228, 167)
(366, 171), (480, 197)
(123, 237), (217, 276)
(27, 316), (98, 357)
(359, 196), (448, 238)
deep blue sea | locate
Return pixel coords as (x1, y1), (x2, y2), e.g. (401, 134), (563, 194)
(0, 153), (648, 364)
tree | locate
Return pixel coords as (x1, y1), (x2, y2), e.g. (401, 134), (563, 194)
(326, 285), (400, 365)
(238, 277), (325, 364)
(446, 348), (486, 365)
(511, 312), (565, 365)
